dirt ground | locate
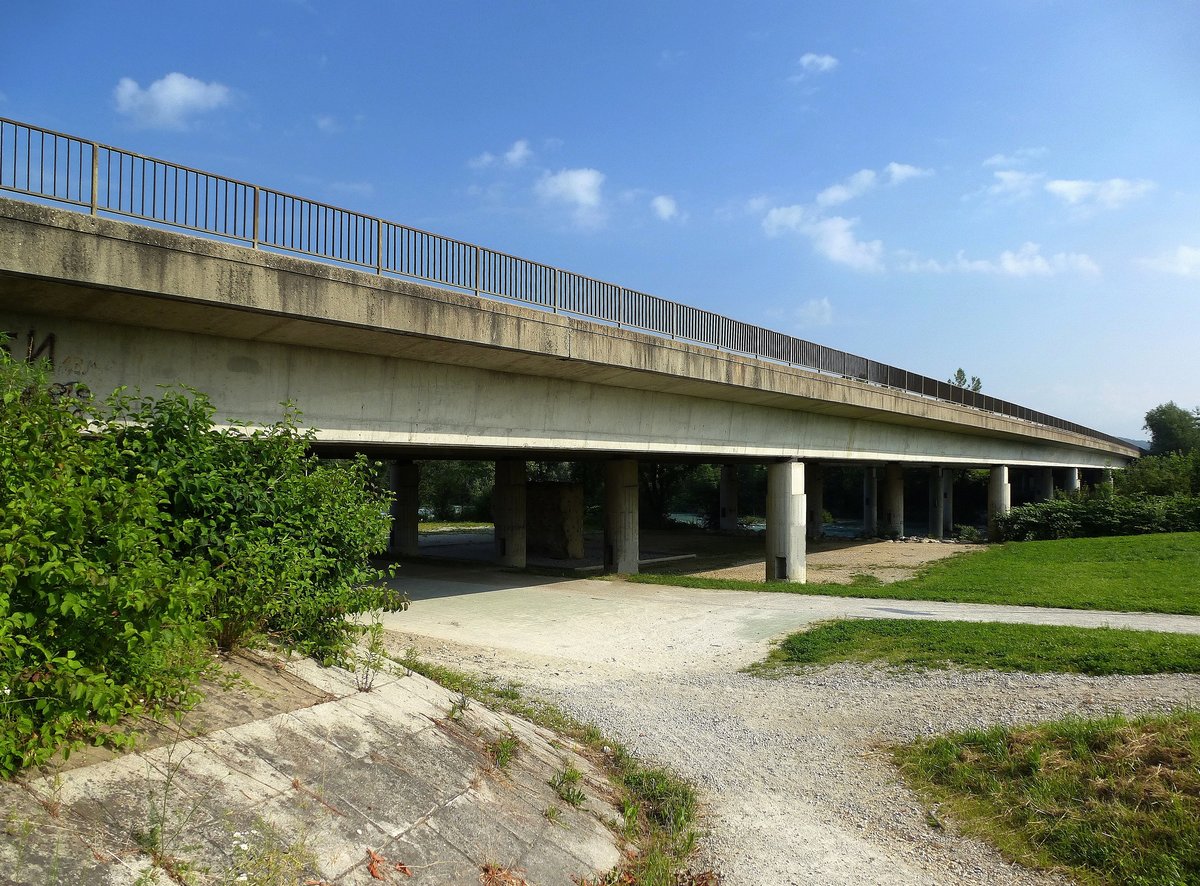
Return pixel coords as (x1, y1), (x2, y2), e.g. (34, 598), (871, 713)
(696, 538), (988, 583)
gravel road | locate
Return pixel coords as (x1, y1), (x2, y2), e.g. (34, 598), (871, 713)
(381, 560), (1200, 885)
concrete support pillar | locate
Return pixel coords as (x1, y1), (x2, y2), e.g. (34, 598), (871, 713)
(719, 464), (739, 532)
(806, 462), (824, 540)
(766, 460), (806, 583)
(387, 461), (420, 557)
(493, 459), (527, 568)
(941, 470), (955, 537)
(1037, 467), (1055, 502)
(987, 465), (1011, 541)
(928, 466), (945, 540)
(882, 464), (904, 537)
(863, 466), (878, 537)
(1064, 467), (1081, 495)
(1100, 468), (1115, 489)
(604, 459), (639, 573)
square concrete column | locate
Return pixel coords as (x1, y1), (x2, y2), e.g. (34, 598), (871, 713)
(883, 464), (904, 537)
(987, 465), (1011, 541)
(1064, 467), (1081, 495)
(941, 469), (955, 537)
(387, 460), (420, 557)
(604, 459), (640, 573)
(863, 466), (878, 537)
(766, 460), (806, 582)
(928, 466), (944, 540)
(719, 464), (739, 532)
(805, 462), (824, 541)
(1037, 467), (1055, 502)
(493, 459), (527, 568)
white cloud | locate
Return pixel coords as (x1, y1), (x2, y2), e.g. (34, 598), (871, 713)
(762, 204), (811, 237)
(503, 139), (532, 167)
(903, 242), (1099, 277)
(1140, 245), (1200, 277)
(885, 162), (932, 184)
(113, 72), (230, 129)
(816, 169), (876, 207)
(468, 151), (496, 170)
(794, 297), (833, 326)
(982, 147), (1047, 167)
(805, 216), (884, 271)
(535, 167), (606, 227)
(1044, 177), (1155, 210)
(314, 114), (339, 134)
(977, 169), (1045, 201)
(470, 138), (533, 170)
(799, 52), (839, 73)
(650, 195), (679, 221)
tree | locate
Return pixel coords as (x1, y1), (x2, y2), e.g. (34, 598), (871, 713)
(948, 368), (982, 392)
(1144, 402), (1200, 456)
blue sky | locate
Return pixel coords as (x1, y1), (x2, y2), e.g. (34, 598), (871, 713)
(3, 1), (1198, 438)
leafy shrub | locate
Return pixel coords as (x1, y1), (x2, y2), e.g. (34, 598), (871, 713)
(1, 357), (212, 773)
(995, 493), (1200, 541)
(0, 347), (405, 774)
(104, 388), (404, 660)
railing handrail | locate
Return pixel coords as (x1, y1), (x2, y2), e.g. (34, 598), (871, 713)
(0, 115), (1131, 451)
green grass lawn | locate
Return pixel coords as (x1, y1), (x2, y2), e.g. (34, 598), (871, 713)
(630, 532), (1200, 615)
(755, 618), (1200, 676)
(894, 711), (1200, 885)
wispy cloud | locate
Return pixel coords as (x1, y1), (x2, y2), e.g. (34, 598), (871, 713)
(314, 114), (340, 134)
(816, 169), (876, 208)
(1044, 177), (1155, 211)
(902, 242), (1100, 277)
(794, 297), (833, 326)
(885, 162), (932, 185)
(113, 72), (230, 129)
(651, 194), (680, 221)
(982, 147), (1047, 167)
(469, 138), (533, 170)
(981, 169), (1045, 201)
(764, 206), (883, 272)
(1140, 245), (1200, 277)
(535, 167), (606, 227)
(798, 52), (838, 73)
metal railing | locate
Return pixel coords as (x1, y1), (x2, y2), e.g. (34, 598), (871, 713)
(0, 116), (1129, 449)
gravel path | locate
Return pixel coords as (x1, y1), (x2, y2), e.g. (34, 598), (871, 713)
(381, 562), (1200, 885)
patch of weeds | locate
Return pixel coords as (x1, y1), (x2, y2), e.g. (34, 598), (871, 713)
(487, 730), (520, 770)
(894, 710), (1200, 885)
(398, 650), (710, 886)
(542, 805), (563, 825)
(352, 620), (387, 693)
(550, 763), (587, 807)
(446, 692), (471, 721)
(481, 861), (528, 885)
(225, 821), (318, 885)
(133, 725), (207, 883)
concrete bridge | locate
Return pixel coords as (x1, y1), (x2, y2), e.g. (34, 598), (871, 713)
(0, 119), (1138, 581)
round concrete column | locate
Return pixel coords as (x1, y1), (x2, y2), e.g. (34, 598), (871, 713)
(493, 459), (527, 568)
(882, 464), (904, 537)
(766, 460), (806, 582)
(1064, 467), (1081, 495)
(987, 465), (1011, 541)
(604, 459), (640, 573)
(387, 461), (420, 557)
(719, 464), (739, 532)
(862, 466), (878, 537)
(806, 462), (824, 541)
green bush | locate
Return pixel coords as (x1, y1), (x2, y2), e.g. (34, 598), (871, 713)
(995, 492), (1200, 541)
(104, 388), (404, 660)
(0, 347), (405, 775)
